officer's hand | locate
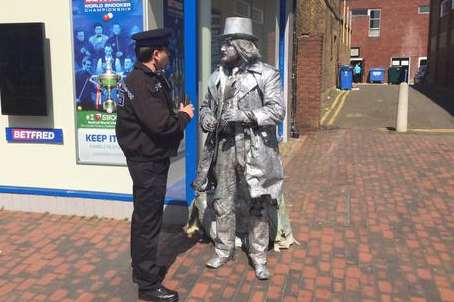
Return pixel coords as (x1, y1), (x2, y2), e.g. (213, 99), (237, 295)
(222, 109), (250, 123)
(176, 95), (192, 106)
(201, 114), (217, 132)
(183, 95), (192, 106)
(179, 103), (194, 119)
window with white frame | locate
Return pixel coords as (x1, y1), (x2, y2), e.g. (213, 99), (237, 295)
(368, 9), (381, 37)
(418, 5), (430, 14)
(440, 0), (449, 17)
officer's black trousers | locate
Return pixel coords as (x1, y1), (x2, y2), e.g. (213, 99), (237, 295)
(127, 158), (170, 292)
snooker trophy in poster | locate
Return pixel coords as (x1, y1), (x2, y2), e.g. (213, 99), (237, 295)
(90, 57), (122, 114)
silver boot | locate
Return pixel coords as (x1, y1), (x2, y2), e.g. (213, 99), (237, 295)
(206, 254), (233, 269)
(254, 264), (271, 280)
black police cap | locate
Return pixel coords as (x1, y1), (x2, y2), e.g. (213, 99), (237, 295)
(131, 28), (172, 48)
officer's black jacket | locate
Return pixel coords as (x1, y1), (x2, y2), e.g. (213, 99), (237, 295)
(116, 63), (190, 162)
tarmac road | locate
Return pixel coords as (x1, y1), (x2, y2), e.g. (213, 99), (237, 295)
(330, 84), (454, 130)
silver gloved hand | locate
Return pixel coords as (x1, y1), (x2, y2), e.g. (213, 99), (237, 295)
(201, 114), (217, 132)
(221, 109), (251, 124)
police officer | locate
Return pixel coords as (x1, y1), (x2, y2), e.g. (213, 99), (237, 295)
(115, 28), (193, 302)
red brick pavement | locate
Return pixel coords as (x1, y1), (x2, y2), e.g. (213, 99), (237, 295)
(0, 129), (453, 301)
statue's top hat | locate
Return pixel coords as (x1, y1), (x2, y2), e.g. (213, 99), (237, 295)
(221, 17), (257, 41)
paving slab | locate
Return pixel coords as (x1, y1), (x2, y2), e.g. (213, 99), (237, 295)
(0, 129), (453, 301)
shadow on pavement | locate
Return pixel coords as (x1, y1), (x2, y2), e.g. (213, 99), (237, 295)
(412, 84), (454, 116)
(158, 224), (208, 273)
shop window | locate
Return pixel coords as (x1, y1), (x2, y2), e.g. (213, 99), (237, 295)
(211, 9), (222, 72)
(234, 1), (263, 24)
(418, 5), (430, 14)
(211, 0), (278, 67)
(440, 0), (450, 17)
(368, 9), (381, 37)
(252, 7), (264, 24)
(235, 0), (250, 18)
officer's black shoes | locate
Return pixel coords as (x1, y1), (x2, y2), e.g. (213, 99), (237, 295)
(205, 254), (233, 269)
(138, 285), (178, 302)
(254, 264), (271, 280)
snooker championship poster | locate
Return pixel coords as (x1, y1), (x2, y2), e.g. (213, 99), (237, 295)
(72, 0), (144, 165)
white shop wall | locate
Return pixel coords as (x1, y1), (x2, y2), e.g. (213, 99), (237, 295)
(0, 1), (132, 194)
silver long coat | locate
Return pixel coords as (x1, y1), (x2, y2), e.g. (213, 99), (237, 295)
(194, 61), (285, 200)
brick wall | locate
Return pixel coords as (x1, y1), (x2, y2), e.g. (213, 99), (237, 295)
(295, 0), (350, 130)
(296, 34), (323, 129)
(427, 0), (454, 89)
(348, 0), (430, 83)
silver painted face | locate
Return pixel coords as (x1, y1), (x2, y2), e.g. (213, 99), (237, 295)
(220, 41), (239, 65)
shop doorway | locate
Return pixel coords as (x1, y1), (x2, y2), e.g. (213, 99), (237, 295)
(145, 0), (293, 204)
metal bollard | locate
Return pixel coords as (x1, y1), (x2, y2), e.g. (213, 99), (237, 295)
(396, 82), (409, 132)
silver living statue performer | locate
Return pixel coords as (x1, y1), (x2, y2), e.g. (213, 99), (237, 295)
(192, 17), (297, 280)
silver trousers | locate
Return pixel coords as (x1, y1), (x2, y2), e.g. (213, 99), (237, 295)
(212, 136), (269, 265)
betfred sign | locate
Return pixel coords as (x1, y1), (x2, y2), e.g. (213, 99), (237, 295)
(6, 128), (63, 144)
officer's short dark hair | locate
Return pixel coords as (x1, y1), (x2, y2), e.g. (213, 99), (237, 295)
(135, 46), (162, 63)
(94, 23), (103, 29)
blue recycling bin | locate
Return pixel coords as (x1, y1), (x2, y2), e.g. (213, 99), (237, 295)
(369, 68), (385, 83)
(339, 65), (353, 90)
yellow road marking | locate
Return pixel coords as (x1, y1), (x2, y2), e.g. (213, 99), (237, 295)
(321, 91), (346, 125)
(377, 128), (454, 133)
(410, 128), (454, 133)
(327, 91), (350, 126)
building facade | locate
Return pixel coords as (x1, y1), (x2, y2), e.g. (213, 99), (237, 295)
(427, 0), (454, 90)
(348, 0), (430, 84)
(0, 0), (357, 220)
(294, 0), (351, 131)
(0, 0), (296, 222)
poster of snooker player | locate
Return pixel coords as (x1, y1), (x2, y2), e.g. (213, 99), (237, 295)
(71, 0), (143, 164)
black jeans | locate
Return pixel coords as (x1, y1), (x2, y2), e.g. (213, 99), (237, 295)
(127, 158), (170, 292)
